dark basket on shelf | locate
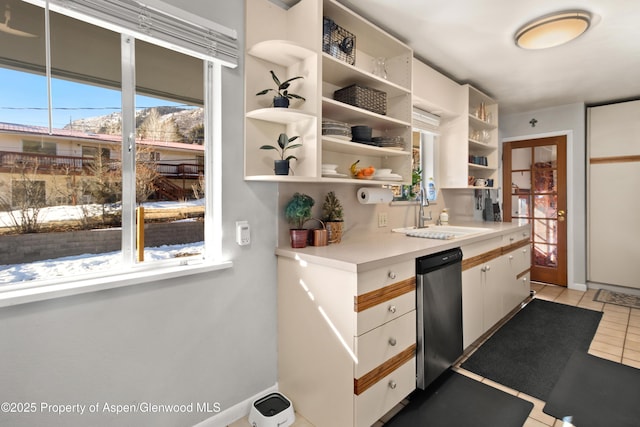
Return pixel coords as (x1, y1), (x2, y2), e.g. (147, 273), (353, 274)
(323, 17), (356, 66)
(334, 84), (387, 115)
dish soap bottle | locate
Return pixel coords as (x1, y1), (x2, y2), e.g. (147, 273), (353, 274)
(439, 208), (449, 225)
(427, 177), (436, 201)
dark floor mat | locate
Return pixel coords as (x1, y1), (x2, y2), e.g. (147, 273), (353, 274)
(460, 299), (602, 400)
(543, 351), (640, 427)
(384, 371), (533, 427)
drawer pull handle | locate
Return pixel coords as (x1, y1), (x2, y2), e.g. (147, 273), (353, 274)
(522, 249), (527, 254)
(388, 380), (397, 390)
(482, 265), (491, 272)
(509, 255), (514, 260)
(522, 277), (528, 282)
(388, 271), (397, 280)
(510, 236), (515, 241)
(388, 337), (397, 346)
(388, 305), (397, 313)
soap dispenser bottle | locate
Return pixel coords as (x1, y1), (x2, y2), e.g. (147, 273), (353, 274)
(439, 208), (449, 225)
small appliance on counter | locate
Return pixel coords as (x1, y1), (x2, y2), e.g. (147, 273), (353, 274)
(248, 392), (295, 427)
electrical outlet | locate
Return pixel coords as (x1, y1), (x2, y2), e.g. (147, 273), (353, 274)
(378, 212), (388, 227)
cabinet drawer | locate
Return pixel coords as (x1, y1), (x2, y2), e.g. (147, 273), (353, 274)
(355, 310), (416, 378)
(504, 228), (530, 245)
(354, 357), (415, 427)
(356, 290), (415, 336)
(357, 259), (414, 295)
(506, 244), (531, 276)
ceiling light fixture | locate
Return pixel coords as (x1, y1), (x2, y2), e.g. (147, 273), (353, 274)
(515, 10), (591, 50)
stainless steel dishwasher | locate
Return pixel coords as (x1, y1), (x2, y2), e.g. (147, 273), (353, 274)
(416, 247), (464, 389)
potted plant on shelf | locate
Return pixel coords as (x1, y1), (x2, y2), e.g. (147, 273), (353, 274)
(260, 133), (301, 175)
(322, 191), (344, 243)
(285, 192), (315, 248)
(256, 70), (305, 108)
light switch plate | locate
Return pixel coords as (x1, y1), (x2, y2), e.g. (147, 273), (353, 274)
(236, 221), (250, 245)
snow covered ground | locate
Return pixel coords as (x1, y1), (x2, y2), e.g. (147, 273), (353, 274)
(0, 200), (204, 284)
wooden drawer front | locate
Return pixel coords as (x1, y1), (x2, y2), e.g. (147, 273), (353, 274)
(354, 357), (416, 427)
(357, 259), (414, 295)
(356, 290), (415, 336)
(354, 310), (416, 378)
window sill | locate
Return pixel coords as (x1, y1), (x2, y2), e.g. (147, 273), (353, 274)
(0, 261), (233, 308)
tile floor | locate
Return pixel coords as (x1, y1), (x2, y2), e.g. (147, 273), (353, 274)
(230, 283), (640, 427)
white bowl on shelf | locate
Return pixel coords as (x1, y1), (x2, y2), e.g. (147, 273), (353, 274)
(374, 168), (392, 176)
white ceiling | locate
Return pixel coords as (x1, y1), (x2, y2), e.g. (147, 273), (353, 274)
(283, 0), (640, 114)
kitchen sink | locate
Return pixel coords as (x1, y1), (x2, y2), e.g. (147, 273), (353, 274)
(392, 225), (491, 239)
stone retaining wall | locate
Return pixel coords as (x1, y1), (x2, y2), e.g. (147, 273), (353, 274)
(0, 221), (204, 265)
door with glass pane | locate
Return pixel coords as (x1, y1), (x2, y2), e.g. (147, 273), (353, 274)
(503, 136), (567, 286)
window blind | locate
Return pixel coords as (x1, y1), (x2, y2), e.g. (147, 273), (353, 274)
(22, 0), (238, 68)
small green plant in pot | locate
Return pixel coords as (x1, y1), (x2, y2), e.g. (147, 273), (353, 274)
(285, 192), (314, 248)
(256, 70), (305, 108)
(260, 133), (301, 175)
(322, 191), (344, 243)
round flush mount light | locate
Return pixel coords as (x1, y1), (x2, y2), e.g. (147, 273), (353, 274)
(515, 10), (591, 49)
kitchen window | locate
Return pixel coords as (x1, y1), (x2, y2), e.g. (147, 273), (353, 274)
(0, 0), (237, 304)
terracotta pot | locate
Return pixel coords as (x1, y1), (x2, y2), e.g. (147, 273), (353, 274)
(289, 229), (308, 248)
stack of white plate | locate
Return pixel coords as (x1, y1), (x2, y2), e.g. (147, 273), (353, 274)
(372, 168), (403, 181)
(322, 163), (347, 178)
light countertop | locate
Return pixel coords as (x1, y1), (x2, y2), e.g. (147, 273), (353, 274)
(275, 221), (529, 273)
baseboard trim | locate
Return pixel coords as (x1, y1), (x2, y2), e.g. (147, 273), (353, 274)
(569, 282), (587, 292)
(193, 383), (278, 427)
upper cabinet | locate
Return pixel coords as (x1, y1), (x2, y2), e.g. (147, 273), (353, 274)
(244, 0), (413, 185)
(440, 85), (499, 189)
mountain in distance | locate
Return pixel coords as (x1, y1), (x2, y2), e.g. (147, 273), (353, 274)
(64, 106), (204, 144)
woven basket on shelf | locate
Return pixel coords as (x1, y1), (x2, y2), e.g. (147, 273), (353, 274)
(334, 84), (387, 115)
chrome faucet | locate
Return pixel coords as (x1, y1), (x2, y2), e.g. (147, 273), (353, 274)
(418, 187), (432, 228)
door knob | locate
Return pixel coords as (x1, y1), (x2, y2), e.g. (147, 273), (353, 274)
(388, 337), (397, 346)
(558, 210), (566, 222)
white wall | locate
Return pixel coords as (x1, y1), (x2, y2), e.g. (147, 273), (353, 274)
(0, 2), (281, 426)
(500, 103), (586, 289)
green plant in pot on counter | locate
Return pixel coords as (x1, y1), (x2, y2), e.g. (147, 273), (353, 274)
(256, 70), (305, 108)
(260, 133), (301, 175)
(285, 192), (314, 248)
(322, 191), (344, 243)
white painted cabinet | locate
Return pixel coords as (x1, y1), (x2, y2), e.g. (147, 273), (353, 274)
(244, 0), (413, 185)
(461, 230), (531, 349)
(440, 85), (499, 189)
(277, 256), (416, 427)
(588, 100), (640, 289)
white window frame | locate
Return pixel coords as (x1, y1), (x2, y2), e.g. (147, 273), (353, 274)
(0, 1), (235, 307)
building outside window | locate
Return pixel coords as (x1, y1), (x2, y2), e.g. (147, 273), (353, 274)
(0, 0), (237, 295)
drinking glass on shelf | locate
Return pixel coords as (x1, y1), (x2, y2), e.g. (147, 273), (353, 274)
(372, 57), (388, 79)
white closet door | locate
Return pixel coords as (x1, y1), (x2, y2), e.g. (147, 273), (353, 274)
(588, 100), (640, 288)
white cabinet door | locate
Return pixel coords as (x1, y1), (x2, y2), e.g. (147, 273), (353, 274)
(503, 244), (531, 312)
(482, 257), (507, 331)
(588, 100), (640, 288)
(462, 265), (484, 348)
